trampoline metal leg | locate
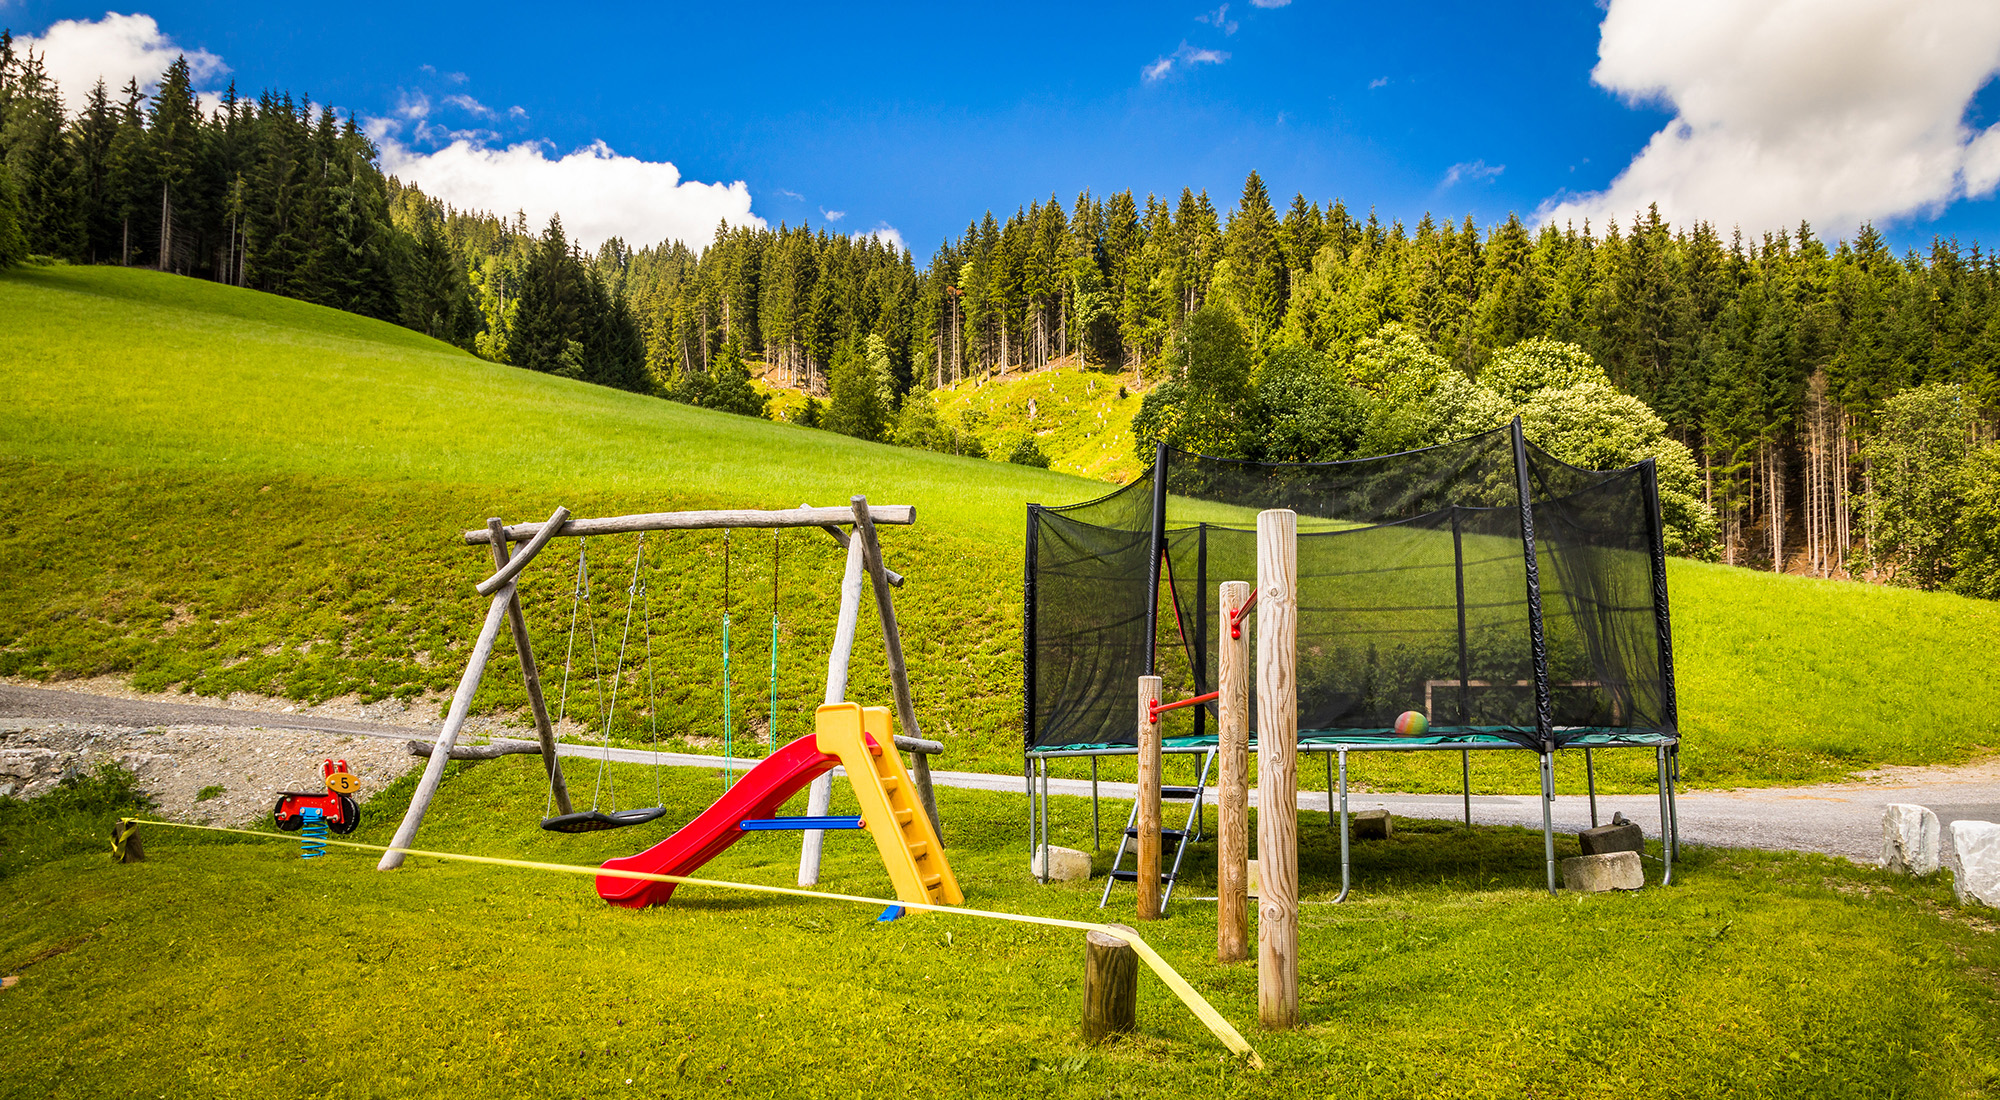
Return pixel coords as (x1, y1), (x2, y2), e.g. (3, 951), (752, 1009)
(1091, 758), (1100, 852)
(1669, 747), (1682, 864)
(1335, 750), (1351, 904)
(1655, 747), (1672, 887)
(1026, 759), (1039, 883)
(1540, 751), (1557, 896)
(1326, 751), (1336, 829)
(1585, 748), (1599, 828)
(1461, 749), (1471, 828)
(1039, 757), (1050, 883)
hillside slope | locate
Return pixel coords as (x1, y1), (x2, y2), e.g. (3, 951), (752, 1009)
(2, 265), (1997, 787)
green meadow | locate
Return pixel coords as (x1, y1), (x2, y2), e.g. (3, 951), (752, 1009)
(2, 762), (1997, 1100)
(3, 263), (1998, 790)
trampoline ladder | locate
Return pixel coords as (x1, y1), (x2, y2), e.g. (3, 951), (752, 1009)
(1098, 750), (1215, 913)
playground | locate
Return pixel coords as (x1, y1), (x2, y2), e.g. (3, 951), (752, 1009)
(4, 268), (2000, 1097)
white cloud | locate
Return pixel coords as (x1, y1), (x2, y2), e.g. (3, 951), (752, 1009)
(378, 138), (765, 251)
(852, 224), (907, 254)
(1368, 76), (1389, 90)
(1541, 0), (2000, 234)
(822, 208), (846, 222)
(1443, 160), (1504, 186)
(1248, 0), (1289, 7)
(16, 12), (227, 109)
(1142, 41), (1231, 83)
(396, 90), (431, 120)
(443, 93), (495, 118)
(1197, 4), (1238, 35)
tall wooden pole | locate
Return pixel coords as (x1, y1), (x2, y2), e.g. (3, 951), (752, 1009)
(1217, 579), (1252, 963)
(379, 586), (514, 870)
(1135, 674), (1163, 921)
(799, 530), (868, 886)
(488, 517), (571, 816)
(850, 495), (940, 841)
(1255, 509), (1298, 1028)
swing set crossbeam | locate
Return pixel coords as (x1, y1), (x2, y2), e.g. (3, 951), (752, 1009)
(464, 505), (916, 546)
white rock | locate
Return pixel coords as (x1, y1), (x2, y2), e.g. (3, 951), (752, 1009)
(1950, 820), (2000, 908)
(1561, 852), (1644, 892)
(1882, 803), (1941, 875)
(1031, 845), (1093, 882)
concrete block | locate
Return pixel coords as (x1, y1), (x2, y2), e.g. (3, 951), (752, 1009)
(1562, 851), (1644, 892)
(1882, 803), (1941, 875)
(1950, 820), (2000, 908)
(1579, 819), (1644, 856)
(1031, 845), (1093, 883)
(1351, 808), (1393, 841)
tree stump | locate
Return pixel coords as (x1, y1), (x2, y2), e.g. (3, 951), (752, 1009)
(111, 819), (143, 863)
(1082, 926), (1139, 1043)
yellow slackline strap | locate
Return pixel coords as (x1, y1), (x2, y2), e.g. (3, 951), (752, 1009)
(121, 819), (1262, 1067)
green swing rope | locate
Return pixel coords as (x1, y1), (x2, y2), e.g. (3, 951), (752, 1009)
(769, 529), (780, 757)
(732, 532), (740, 788)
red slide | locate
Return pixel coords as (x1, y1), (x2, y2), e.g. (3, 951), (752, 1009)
(596, 734), (844, 908)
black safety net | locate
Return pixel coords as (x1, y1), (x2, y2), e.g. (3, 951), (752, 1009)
(1024, 419), (1676, 754)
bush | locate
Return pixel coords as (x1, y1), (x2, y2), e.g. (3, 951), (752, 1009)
(1007, 437), (1051, 468)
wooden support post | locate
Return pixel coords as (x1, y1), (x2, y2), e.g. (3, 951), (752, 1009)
(112, 819), (143, 863)
(379, 586), (514, 871)
(1217, 579), (1252, 963)
(1136, 674), (1164, 921)
(488, 517), (571, 816)
(851, 495), (942, 844)
(1256, 508), (1299, 1029)
(1082, 924), (1140, 1043)
(799, 530), (868, 886)
(475, 505), (570, 596)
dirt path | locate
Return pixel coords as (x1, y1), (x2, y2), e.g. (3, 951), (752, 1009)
(5, 680), (1996, 869)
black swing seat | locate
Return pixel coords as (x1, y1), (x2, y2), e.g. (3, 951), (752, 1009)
(540, 807), (671, 834)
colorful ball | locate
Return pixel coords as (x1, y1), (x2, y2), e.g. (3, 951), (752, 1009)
(1394, 710), (1429, 737)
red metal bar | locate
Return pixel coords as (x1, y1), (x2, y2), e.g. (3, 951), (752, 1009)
(1149, 690), (1221, 724)
(1229, 589), (1259, 638)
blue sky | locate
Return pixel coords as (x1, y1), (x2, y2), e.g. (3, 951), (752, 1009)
(8, 2), (2000, 255)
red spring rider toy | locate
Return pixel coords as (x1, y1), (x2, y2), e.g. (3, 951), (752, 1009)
(274, 760), (362, 835)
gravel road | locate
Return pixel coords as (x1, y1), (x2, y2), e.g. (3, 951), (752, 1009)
(5, 681), (1996, 868)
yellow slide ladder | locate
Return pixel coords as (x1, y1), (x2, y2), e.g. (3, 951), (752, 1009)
(814, 702), (963, 909)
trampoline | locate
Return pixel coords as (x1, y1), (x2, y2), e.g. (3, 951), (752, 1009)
(1023, 419), (1682, 898)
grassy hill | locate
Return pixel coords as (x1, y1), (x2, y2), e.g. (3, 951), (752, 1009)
(3, 264), (1998, 789)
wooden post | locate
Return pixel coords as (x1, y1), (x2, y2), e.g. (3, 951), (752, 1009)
(1217, 579), (1252, 963)
(1082, 924), (1140, 1043)
(799, 530), (868, 886)
(1136, 674), (1163, 921)
(488, 517), (571, 816)
(112, 819), (143, 863)
(850, 495), (941, 842)
(475, 505), (570, 596)
(379, 586), (514, 871)
(1256, 508), (1298, 1029)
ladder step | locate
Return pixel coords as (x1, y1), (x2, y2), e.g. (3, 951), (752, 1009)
(893, 808), (913, 826)
(921, 873), (942, 888)
(880, 776), (900, 791)
(1122, 828), (1190, 843)
(907, 841), (929, 860)
(1160, 786), (1204, 800)
(1108, 870), (1174, 883)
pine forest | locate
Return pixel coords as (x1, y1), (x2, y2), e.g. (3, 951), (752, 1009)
(4, 37), (2000, 596)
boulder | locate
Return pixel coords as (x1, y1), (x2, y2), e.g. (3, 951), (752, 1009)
(1950, 820), (2000, 908)
(1882, 803), (1941, 875)
(1562, 851), (1644, 892)
(1031, 844), (1093, 883)
(1351, 808), (1394, 841)
(1578, 818), (1644, 856)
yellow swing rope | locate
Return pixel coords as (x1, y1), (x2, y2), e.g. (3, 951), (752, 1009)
(119, 817), (1262, 1067)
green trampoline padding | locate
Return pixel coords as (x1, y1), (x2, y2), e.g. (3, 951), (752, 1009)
(1031, 726), (1677, 755)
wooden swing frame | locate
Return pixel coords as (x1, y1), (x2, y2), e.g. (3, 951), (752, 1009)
(378, 499), (934, 875)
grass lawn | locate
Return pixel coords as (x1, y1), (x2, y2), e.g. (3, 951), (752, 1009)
(2, 761), (1997, 1099)
(3, 264), (1999, 790)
